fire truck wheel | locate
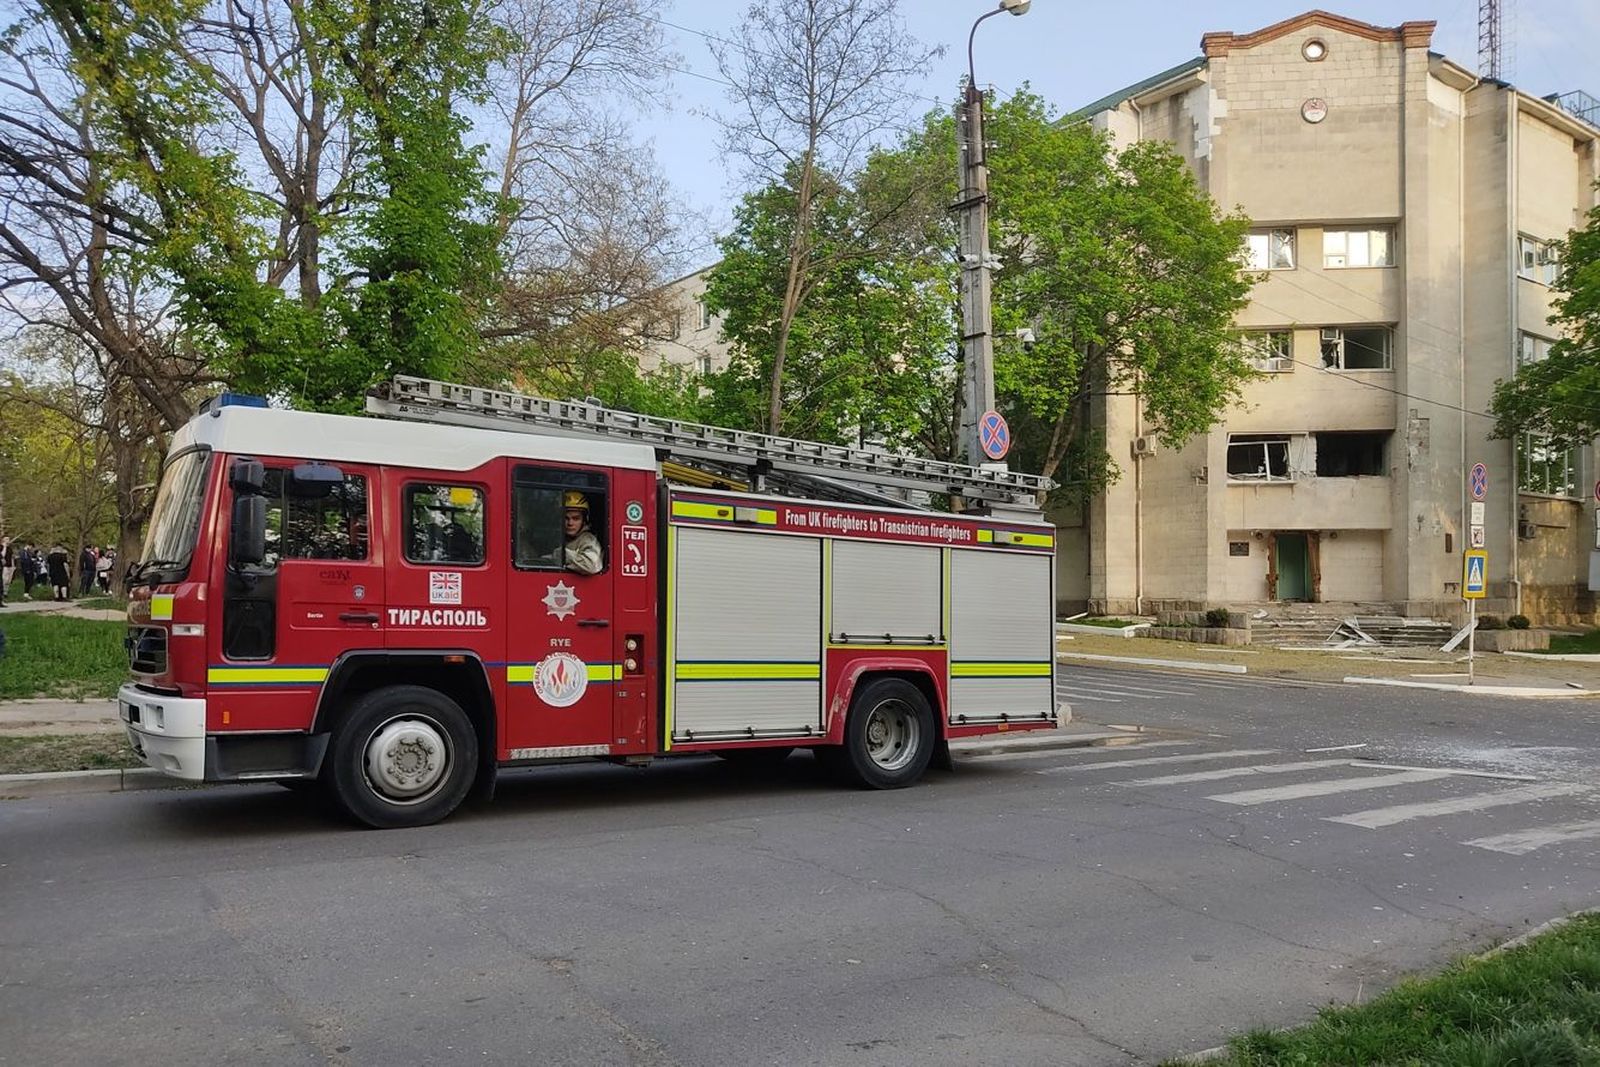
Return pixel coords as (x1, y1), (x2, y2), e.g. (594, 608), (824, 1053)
(838, 678), (936, 789)
(327, 686), (479, 829)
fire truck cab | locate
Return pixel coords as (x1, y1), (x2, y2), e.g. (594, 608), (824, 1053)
(119, 381), (1061, 828)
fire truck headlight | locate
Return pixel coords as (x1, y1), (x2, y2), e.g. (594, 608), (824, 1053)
(624, 657), (639, 673)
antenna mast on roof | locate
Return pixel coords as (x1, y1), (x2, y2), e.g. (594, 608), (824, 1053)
(1478, 0), (1502, 80)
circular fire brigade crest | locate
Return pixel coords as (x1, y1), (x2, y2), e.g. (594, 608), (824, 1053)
(542, 580), (580, 620)
(625, 500), (645, 523)
(533, 653), (588, 708)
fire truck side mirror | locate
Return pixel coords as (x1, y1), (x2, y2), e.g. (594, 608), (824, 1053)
(288, 462), (344, 499)
(231, 495), (267, 567)
(229, 457), (265, 494)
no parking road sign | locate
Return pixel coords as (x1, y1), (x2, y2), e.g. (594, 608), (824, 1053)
(1469, 462), (1488, 501)
(978, 410), (1010, 461)
(1463, 549), (1488, 600)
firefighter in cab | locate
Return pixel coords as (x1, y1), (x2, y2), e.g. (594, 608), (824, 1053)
(561, 491), (603, 575)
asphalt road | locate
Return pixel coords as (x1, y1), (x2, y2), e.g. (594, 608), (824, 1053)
(2, 668), (1597, 1065)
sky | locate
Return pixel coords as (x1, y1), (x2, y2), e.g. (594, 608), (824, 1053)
(627, 0), (1600, 266)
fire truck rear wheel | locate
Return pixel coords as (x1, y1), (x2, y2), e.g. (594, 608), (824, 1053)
(838, 678), (936, 790)
(327, 685), (479, 829)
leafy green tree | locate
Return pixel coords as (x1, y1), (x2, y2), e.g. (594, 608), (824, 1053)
(1491, 197), (1600, 448)
(982, 93), (1256, 499)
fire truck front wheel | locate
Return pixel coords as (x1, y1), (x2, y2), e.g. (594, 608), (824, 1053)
(835, 678), (936, 790)
(327, 686), (479, 829)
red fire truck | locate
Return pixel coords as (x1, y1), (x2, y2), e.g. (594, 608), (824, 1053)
(119, 377), (1061, 827)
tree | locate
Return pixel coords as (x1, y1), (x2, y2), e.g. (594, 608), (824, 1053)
(1491, 197), (1600, 448)
(710, 0), (939, 433)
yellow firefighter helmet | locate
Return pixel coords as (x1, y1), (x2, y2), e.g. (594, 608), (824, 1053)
(562, 491), (590, 512)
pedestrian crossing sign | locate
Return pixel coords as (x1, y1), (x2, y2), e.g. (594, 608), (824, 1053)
(1463, 549), (1488, 599)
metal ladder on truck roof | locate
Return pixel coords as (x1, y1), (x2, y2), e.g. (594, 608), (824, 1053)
(367, 375), (1053, 512)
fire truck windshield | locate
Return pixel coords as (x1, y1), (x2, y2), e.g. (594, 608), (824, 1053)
(133, 449), (212, 582)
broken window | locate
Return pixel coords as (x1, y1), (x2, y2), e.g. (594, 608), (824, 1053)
(1244, 228), (1296, 270)
(1319, 326), (1392, 370)
(1517, 235), (1561, 284)
(1323, 226), (1394, 268)
(1245, 330), (1293, 372)
(1315, 432), (1388, 476)
(1226, 435), (1292, 482)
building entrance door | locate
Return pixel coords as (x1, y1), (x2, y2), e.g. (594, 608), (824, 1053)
(1276, 533), (1311, 601)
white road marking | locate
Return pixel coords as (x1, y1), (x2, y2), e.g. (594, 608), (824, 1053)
(1062, 694), (1123, 704)
(1207, 769), (1452, 805)
(1114, 759), (1352, 787)
(1061, 682), (1200, 696)
(966, 740), (1196, 762)
(1305, 743), (1368, 753)
(1327, 782), (1594, 829)
(1353, 762), (1538, 783)
(1037, 749), (1276, 774)
(1464, 819), (1600, 855)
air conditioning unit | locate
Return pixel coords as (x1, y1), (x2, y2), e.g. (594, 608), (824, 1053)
(1517, 520), (1538, 541)
(1320, 328), (1342, 341)
(1131, 434), (1159, 458)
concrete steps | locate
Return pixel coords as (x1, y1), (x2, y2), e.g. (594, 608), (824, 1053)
(1246, 603), (1454, 649)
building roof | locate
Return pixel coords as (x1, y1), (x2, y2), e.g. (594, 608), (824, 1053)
(1072, 57), (1205, 119)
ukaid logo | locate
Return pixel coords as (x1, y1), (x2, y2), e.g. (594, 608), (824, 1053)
(429, 571), (463, 605)
(533, 653), (588, 707)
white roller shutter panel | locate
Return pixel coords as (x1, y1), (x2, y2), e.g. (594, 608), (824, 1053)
(830, 540), (942, 643)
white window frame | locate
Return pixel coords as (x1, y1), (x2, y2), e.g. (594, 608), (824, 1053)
(1319, 326), (1393, 370)
(1246, 330), (1293, 372)
(1519, 433), (1579, 498)
(1323, 226), (1395, 268)
(696, 298), (713, 331)
(1244, 228), (1296, 271)
(1517, 235), (1561, 285)
(1518, 332), (1555, 367)
(694, 352), (712, 376)
(1226, 435), (1295, 483)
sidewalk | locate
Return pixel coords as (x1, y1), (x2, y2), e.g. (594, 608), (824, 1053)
(0, 598), (123, 622)
(1056, 631), (1600, 695)
(0, 698), (121, 736)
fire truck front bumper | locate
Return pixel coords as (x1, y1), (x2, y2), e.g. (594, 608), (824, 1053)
(118, 684), (206, 782)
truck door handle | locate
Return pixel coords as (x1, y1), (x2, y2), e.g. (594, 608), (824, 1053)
(577, 618), (610, 628)
(340, 611), (380, 623)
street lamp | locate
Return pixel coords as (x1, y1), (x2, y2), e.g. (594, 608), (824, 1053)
(958, 0), (1030, 472)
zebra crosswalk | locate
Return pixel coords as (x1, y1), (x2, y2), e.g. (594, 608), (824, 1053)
(1054, 664), (1317, 705)
(1016, 744), (1600, 857)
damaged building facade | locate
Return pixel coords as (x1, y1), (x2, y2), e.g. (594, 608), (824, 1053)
(1062, 10), (1600, 624)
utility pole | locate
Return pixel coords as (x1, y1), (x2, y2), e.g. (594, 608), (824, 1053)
(956, 79), (998, 468)
(955, 0), (1029, 471)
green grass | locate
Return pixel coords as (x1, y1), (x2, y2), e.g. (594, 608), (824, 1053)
(1538, 629), (1600, 655)
(0, 733), (140, 774)
(0, 612), (128, 700)
(1173, 913), (1600, 1066)
(1068, 617), (1142, 628)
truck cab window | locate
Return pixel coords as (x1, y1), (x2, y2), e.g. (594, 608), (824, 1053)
(405, 484), (485, 565)
(513, 467), (607, 574)
(261, 469), (370, 564)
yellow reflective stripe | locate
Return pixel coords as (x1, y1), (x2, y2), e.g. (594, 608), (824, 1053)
(208, 667), (328, 684)
(675, 662), (821, 681)
(950, 662), (1053, 678)
(999, 530), (1054, 547)
(747, 508), (778, 525)
(977, 529), (994, 543)
(672, 501), (736, 521)
(506, 665), (534, 683)
(150, 594), (175, 621)
(665, 526), (678, 749)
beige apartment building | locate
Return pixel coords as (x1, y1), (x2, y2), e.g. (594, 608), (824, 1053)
(1062, 9), (1600, 623)
(636, 268), (733, 377)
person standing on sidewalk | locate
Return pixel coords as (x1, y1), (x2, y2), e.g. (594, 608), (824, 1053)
(47, 543), (70, 601)
(1, 536), (13, 605)
(96, 548), (114, 594)
(18, 542), (39, 600)
(78, 545), (97, 597)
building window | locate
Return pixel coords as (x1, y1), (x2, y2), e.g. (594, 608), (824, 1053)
(1320, 326), (1392, 370)
(1518, 235), (1561, 284)
(1246, 330), (1293, 372)
(1314, 432), (1387, 477)
(1518, 332), (1555, 367)
(405, 484), (486, 565)
(1520, 434), (1578, 497)
(696, 298), (713, 331)
(1227, 435), (1293, 482)
(1323, 227), (1395, 268)
(1245, 228), (1296, 270)
(695, 352), (712, 376)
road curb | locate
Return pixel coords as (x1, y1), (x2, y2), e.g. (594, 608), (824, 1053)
(1342, 676), (1594, 697)
(0, 766), (181, 799)
(1504, 650), (1600, 663)
(1057, 652), (1248, 675)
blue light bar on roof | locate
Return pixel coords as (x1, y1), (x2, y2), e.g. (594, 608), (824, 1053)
(199, 392), (270, 415)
